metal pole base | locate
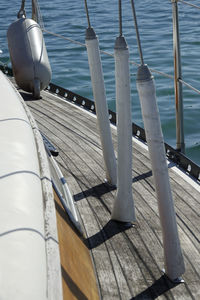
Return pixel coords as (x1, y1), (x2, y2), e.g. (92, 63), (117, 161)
(111, 220), (135, 230)
(162, 269), (185, 283)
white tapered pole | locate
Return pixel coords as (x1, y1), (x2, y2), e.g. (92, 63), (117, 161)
(136, 64), (185, 281)
(111, 36), (136, 223)
(85, 28), (117, 186)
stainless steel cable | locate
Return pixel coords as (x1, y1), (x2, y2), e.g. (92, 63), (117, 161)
(179, 79), (200, 95)
(178, 0), (200, 10)
(32, 0), (44, 29)
(84, 0), (91, 28)
(43, 29), (200, 96)
(130, 0), (144, 65)
(43, 29), (86, 46)
(119, 0), (123, 36)
(42, 29), (172, 75)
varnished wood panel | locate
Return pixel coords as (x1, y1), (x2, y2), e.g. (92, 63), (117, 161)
(54, 190), (99, 300)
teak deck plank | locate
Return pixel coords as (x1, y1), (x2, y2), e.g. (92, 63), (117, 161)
(18, 86), (200, 300)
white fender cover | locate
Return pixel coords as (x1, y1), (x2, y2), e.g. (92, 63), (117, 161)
(0, 71), (48, 299)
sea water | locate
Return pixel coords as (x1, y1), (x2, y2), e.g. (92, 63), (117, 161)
(0, 0), (199, 165)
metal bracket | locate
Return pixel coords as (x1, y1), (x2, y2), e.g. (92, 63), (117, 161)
(41, 132), (59, 157)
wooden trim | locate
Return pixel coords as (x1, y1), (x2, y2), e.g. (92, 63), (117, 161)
(54, 190), (100, 300)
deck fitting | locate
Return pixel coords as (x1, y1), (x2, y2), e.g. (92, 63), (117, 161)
(162, 269), (185, 284)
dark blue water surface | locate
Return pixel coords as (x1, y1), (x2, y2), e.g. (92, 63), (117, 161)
(0, 0), (199, 165)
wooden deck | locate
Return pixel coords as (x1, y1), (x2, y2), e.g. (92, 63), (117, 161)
(20, 86), (200, 299)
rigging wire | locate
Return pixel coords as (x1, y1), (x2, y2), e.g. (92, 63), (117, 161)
(32, 0), (37, 21)
(178, 0), (200, 10)
(118, 0), (123, 36)
(16, 0), (200, 97)
(84, 0), (91, 28)
(130, 0), (144, 65)
(42, 29), (173, 78)
(42, 29), (86, 47)
(32, 0), (45, 29)
(179, 78), (200, 95)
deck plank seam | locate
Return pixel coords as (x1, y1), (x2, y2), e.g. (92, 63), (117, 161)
(28, 103), (103, 153)
(132, 155), (200, 236)
(28, 100), (199, 251)
(52, 148), (170, 297)
(28, 104), (107, 161)
(45, 128), (151, 297)
(25, 91), (200, 299)
(122, 230), (174, 300)
(29, 111), (115, 202)
(30, 99), (103, 145)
